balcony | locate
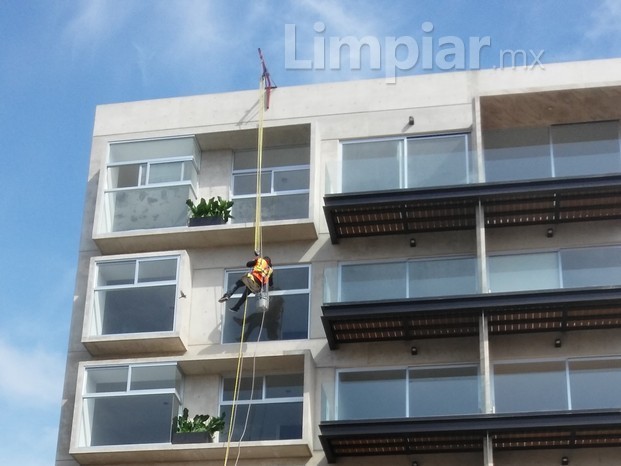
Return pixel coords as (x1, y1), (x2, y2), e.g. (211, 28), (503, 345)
(71, 352), (314, 464)
(321, 286), (621, 348)
(319, 410), (621, 463)
(324, 174), (621, 243)
(93, 219), (318, 255)
(71, 439), (312, 464)
(94, 127), (317, 254)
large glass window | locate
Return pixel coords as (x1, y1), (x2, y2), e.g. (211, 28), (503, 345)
(341, 133), (471, 193)
(80, 364), (182, 446)
(483, 120), (620, 182)
(336, 256), (477, 303)
(103, 137), (200, 232)
(90, 257), (179, 336)
(231, 146), (310, 223)
(222, 265), (310, 343)
(220, 374), (303, 441)
(337, 365), (480, 420)
(494, 357), (621, 413)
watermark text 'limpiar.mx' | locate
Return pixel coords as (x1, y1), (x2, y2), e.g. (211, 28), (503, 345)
(285, 22), (545, 83)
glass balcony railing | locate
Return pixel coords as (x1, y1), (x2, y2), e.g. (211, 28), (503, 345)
(324, 246), (621, 305)
(103, 184), (193, 232)
(483, 121), (621, 183)
(325, 134), (475, 195)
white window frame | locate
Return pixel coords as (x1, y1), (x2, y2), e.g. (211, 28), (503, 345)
(221, 263), (311, 343)
(102, 136), (200, 232)
(80, 362), (182, 447)
(219, 373), (304, 441)
(91, 255), (180, 336)
(232, 164), (311, 200)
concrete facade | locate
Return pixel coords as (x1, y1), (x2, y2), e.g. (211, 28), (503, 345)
(57, 58), (621, 466)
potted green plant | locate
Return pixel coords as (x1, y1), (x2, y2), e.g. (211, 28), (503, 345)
(186, 196), (234, 226)
(171, 408), (226, 444)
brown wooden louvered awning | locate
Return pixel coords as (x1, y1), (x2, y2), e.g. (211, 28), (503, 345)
(319, 410), (621, 463)
(323, 174), (621, 243)
(321, 287), (621, 349)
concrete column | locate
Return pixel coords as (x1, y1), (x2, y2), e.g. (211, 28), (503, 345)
(483, 433), (494, 466)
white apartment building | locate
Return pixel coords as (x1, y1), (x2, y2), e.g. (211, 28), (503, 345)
(56, 58), (621, 466)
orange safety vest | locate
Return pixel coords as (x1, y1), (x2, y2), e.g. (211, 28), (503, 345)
(250, 258), (272, 285)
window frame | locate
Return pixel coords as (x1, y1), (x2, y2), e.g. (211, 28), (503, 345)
(90, 255), (181, 337)
(101, 136), (200, 232)
(80, 362), (183, 447)
(219, 372), (304, 441)
(230, 145), (310, 224)
(221, 263), (311, 343)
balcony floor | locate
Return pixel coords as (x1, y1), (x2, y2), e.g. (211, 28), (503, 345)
(319, 410), (621, 463)
(321, 287), (621, 348)
(324, 174), (621, 243)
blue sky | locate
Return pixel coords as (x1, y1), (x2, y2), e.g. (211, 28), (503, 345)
(1, 1), (620, 464)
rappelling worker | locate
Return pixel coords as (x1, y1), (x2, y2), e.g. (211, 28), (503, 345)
(219, 254), (273, 312)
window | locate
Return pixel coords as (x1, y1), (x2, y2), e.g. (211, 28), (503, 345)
(80, 364), (182, 446)
(103, 137), (200, 232)
(341, 133), (471, 193)
(483, 120), (620, 182)
(335, 256), (477, 303)
(487, 245), (621, 293)
(231, 146), (310, 223)
(493, 357), (621, 413)
(222, 265), (310, 343)
(220, 374), (303, 441)
(337, 365), (480, 420)
(90, 256), (179, 336)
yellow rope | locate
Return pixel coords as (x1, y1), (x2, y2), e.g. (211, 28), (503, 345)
(222, 299), (249, 465)
(223, 62), (269, 466)
(254, 74), (266, 255)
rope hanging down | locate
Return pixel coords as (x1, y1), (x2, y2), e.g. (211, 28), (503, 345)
(254, 47), (276, 256)
(222, 48), (275, 466)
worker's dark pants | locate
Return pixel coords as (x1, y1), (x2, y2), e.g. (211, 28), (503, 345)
(228, 276), (260, 311)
